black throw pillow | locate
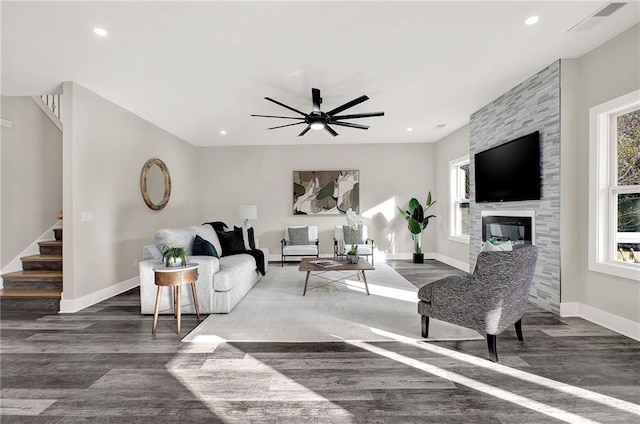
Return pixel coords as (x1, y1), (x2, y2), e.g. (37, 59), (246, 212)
(247, 227), (256, 250)
(234, 226), (256, 250)
(216, 227), (246, 256)
(192, 234), (219, 258)
(203, 221), (229, 232)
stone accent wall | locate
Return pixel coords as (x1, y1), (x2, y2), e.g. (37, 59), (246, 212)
(469, 61), (560, 313)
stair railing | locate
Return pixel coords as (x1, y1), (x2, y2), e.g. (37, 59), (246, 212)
(31, 95), (62, 131)
(40, 95), (61, 120)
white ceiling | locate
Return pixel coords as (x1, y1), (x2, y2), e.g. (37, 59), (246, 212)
(2, 1), (639, 147)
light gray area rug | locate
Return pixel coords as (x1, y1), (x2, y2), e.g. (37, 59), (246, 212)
(183, 263), (482, 343)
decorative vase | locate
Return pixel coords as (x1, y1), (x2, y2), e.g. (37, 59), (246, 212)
(346, 254), (359, 264)
(413, 253), (424, 264)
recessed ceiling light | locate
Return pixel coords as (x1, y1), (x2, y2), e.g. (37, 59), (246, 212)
(93, 27), (108, 36)
(525, 16), (539, 26)
(407, 127), (413, 132)
(220, 130), (227, 135)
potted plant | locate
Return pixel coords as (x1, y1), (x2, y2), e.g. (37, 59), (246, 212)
(162, 246), (187, 267)
(346, 244), (359, 264)
(397, 191), (436, 263)
(345, 208), (362, 264)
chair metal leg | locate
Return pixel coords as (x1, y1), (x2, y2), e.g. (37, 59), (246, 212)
(515, 319), (523, 341)
(487, 334), (498, 362)
(421, 315), (429, 338)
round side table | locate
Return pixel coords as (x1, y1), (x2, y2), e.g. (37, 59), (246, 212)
(152, 262), (200, 335)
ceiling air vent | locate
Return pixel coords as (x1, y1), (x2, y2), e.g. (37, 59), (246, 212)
(593, 2), (627, 17)
(568, 2), (627, 32)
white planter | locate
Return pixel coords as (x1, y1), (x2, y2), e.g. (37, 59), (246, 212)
(165, 257), (184, 267)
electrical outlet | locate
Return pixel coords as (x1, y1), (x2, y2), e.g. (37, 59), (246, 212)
(132, 257), (138, 268)
(81, 211), (93, 222)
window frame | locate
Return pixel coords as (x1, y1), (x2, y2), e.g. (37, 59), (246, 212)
(588, 89), (640, 281)
(449, 155), (470, 244)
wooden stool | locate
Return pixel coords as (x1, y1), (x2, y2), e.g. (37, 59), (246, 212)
(152, 263), (200, 335)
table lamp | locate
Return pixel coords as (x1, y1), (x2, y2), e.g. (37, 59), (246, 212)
(238, 205), (258, 232)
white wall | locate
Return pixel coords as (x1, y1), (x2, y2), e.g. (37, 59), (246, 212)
(1, 96), (62, 267)
(433, 124), (470, 271)
(561, 25), (640, 324)
(196, 143), (437, 260)
(61, 82), (198, 311)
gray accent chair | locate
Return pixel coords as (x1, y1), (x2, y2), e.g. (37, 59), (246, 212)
(418, 244), (538, 362)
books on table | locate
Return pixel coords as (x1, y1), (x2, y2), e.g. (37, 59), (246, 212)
(310, 260), (342, 268)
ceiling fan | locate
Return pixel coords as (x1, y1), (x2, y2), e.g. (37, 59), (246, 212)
(251, 88), (384, 137)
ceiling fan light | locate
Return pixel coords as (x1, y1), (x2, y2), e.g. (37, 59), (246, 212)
(310, 122), (325, 130)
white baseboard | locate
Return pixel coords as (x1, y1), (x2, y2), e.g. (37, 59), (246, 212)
(559, 302), (580, 317)
(59, 277), (140, 313)
(432, 253), (470, 273)
(0, 221), (62, 288)
(560, 301), (640, 341)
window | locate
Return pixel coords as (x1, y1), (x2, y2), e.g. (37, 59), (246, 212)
(589, 90), (640, 280)
(450, 155), (470, 243)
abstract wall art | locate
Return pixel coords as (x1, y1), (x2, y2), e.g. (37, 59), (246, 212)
(293, 170), (359, 215)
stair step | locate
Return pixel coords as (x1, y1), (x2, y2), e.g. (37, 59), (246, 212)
(21, 254), (62, 271)
(39, 240), (63, 255)
(53, 227), (63, 241)
(0, 288), (61, 299)
(1, 270), (62, 290)
(1, 270), (62, 281)
(0, 288), (61, 312)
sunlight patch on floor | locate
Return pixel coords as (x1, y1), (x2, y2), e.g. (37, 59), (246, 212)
(168, 349), (355, 422)
(344, 280), (417, 303)
(348, 339), (600, 424)
(369, 327), (640, 417)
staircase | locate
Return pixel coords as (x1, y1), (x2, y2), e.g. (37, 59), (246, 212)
(0, 224), (63, 313)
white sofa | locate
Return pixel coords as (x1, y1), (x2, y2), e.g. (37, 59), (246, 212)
(139, 224), (268, 314)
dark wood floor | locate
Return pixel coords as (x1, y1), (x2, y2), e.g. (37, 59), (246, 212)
(1, 259), (639, 423)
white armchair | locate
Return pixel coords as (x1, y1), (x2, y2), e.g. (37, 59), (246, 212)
(334, 225), (374, 264)
(281, 225), (319, 266)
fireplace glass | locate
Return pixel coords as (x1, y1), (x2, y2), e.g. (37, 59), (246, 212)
(482, 216), (533, 245)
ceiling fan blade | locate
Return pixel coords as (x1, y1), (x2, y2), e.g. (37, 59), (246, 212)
(331, 121), (370, 130)
(264, 97), (307, 116)
(267, 122), (305, 130)
(326, 95), (369, 116)
(331, 111), (385, 120)
(324, 125), (339, 137)
(298, 125), (311, 137)
(312, 88), (321, 112)
(251, 114), (305, 120)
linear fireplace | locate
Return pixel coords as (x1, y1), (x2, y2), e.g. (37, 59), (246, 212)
(481, 210), (535, 245)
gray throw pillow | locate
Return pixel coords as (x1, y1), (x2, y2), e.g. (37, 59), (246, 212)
(288, 227), (311, 245)
(343, 226), (364, 244)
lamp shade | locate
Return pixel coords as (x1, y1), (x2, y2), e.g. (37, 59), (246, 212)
(238, 205), (258, 220)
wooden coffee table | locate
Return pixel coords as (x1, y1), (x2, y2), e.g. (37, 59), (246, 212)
(298, 258), (374, 296)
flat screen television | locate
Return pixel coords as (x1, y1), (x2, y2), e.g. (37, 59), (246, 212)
(474, 131), (541, 203)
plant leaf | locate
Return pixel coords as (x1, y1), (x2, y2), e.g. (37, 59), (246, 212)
(396, 206), (410, 220)
(408, 218), (422, 234)
(408, 198), (420, 214)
